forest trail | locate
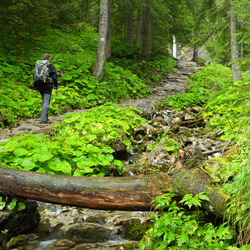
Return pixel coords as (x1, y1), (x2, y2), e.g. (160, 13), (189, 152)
(0, 50), (201, 142)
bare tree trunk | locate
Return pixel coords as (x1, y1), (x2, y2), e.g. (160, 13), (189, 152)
(94, 0), (109, 81)
(136, 11), (143, 48)
(136, 11), (143, 59)
(0, 167), (229, 217)
(144, 1), (152, 60)
(230, 0), (242, 83)
(15, 0), (19, 44)
(106, 0), (112, 62)
(126, 3), (134, 44)
(192, 48), (199, 63)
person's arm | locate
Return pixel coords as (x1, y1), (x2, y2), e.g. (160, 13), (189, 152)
(49, 64), (59, 91)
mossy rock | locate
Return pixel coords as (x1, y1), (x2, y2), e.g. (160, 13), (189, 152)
(204, 146), (241, 181)
(183, 130), (192, 137)
(7, 236), (28, 249)
(114, 243), (137, 250)
(120, 219), (152, 241)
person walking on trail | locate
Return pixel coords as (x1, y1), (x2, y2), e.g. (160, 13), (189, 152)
(33, 53), (59, 124)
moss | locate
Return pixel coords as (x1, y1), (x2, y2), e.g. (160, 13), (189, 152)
(115, 243), (136, 250)
(122, 219), (152, 241)
(7, 236), (28, 248)
(183, 130), (192, 137)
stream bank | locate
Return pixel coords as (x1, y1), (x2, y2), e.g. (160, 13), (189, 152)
(0, 51), (230, 250)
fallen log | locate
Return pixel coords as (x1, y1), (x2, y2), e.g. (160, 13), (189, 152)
(0, 167), (229, 217)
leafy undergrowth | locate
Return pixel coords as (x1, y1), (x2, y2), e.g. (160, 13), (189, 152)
(0, 27), (177, 128)
(139, 193), (247, 250)
(0, 103), (145, 177)
(158, 64), (233, 110)
(146, 64), (250, 248)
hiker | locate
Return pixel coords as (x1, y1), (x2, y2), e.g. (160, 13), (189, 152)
(33, 53), (59, 124)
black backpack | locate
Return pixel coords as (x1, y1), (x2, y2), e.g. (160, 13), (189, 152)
(33, 60), (52, 84)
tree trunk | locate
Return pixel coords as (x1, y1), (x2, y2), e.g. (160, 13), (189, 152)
(136, 11), (143, 59)
(106, 0), (112, 62)
(94, 0), (109, 81)
(0, 167), (229, 217)
(126, 4), (134, 45)
(192, 48), (199, 63)
(230, 0), (242, 83)
(144, 1), (152, 60)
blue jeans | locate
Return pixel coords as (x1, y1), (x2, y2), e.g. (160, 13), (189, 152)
(40, 93), (51, 122)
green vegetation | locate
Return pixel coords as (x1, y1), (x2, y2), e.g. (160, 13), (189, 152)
(142, 64), (250, 248)
(158, 64), (233, 110)
(0, 27), (176, 128)
(0, 103), (145, 176)
(1, 0), (250, 248)
(139, 193), (237, 250)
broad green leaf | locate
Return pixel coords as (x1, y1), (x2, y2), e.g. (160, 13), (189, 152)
(33, 151), (53, 162)
(18, 202), (26, 211)
(14, 148), (29, 157)
(7, 198), (17, 210)
(48, 161), (72, 175)
(21, 159), (36, 170)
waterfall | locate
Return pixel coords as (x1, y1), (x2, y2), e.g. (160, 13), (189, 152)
(172, 35), (178, 58)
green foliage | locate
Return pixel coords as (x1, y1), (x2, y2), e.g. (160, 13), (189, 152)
(147, 133), (180, 156)
(0, 104), (145, 177)
(112, 54), (176, 83)
(180, 64), (250, 246)
(180, 192), (210, 210)
(158, 64), (233, 110)
(101, 63), (152, 101)
(139, 193), (236, 250)
(0, 196), (25, 212)
(0, 26), (154, 128)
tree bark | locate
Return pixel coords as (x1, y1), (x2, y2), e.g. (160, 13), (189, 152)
(106, 0), (112, 62)
(94, 0), (109, 81)
(144, 1), (152, 60)
(230, 0), (242, 83)
(126, 3), (134, 45)
(0, 167), (229, 217)
(192, 48), (199, 63)
(136, 10), (143, 59)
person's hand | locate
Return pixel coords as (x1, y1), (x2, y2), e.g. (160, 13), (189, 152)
(56, 89), (59, 93)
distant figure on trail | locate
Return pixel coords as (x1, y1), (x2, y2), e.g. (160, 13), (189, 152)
(33, 53), (59, 124)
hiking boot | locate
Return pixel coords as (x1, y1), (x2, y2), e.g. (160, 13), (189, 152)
(39, 120), (51, 124)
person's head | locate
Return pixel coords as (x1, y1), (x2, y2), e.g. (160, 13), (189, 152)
(43, 53), (51, 62)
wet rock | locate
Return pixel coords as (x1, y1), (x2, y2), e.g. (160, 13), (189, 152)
(0, 199), (40, 235)
(184, 113), (195, 120)
(138, 145), (171, 170)
(146, 124), (164, 139)
(112, 140), (128, 160)
(117, 218), (152, 241)
(170, 116), (183, 133)
(134, 126), (147, 137)
(136, 103), (156, 120)
(0, 198), (40, 248)
(191, 106), (203, 113)
(172, 117), (182, 125)
(7, 235), (29, 249)
(63, 223), (114, 243)
(182, 117), (205, 128)
(52, 239), (75, 248)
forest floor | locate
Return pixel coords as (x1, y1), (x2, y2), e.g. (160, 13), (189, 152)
(0, 49), (201, 142)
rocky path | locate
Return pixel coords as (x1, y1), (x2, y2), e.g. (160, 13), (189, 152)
(0, 54), (206, 250)
(0, 55), (201, 142)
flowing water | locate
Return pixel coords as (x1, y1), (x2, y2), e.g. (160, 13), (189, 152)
(2, 50), (212, 250)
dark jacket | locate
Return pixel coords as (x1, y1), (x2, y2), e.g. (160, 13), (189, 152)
(34, 63), (58, 93)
